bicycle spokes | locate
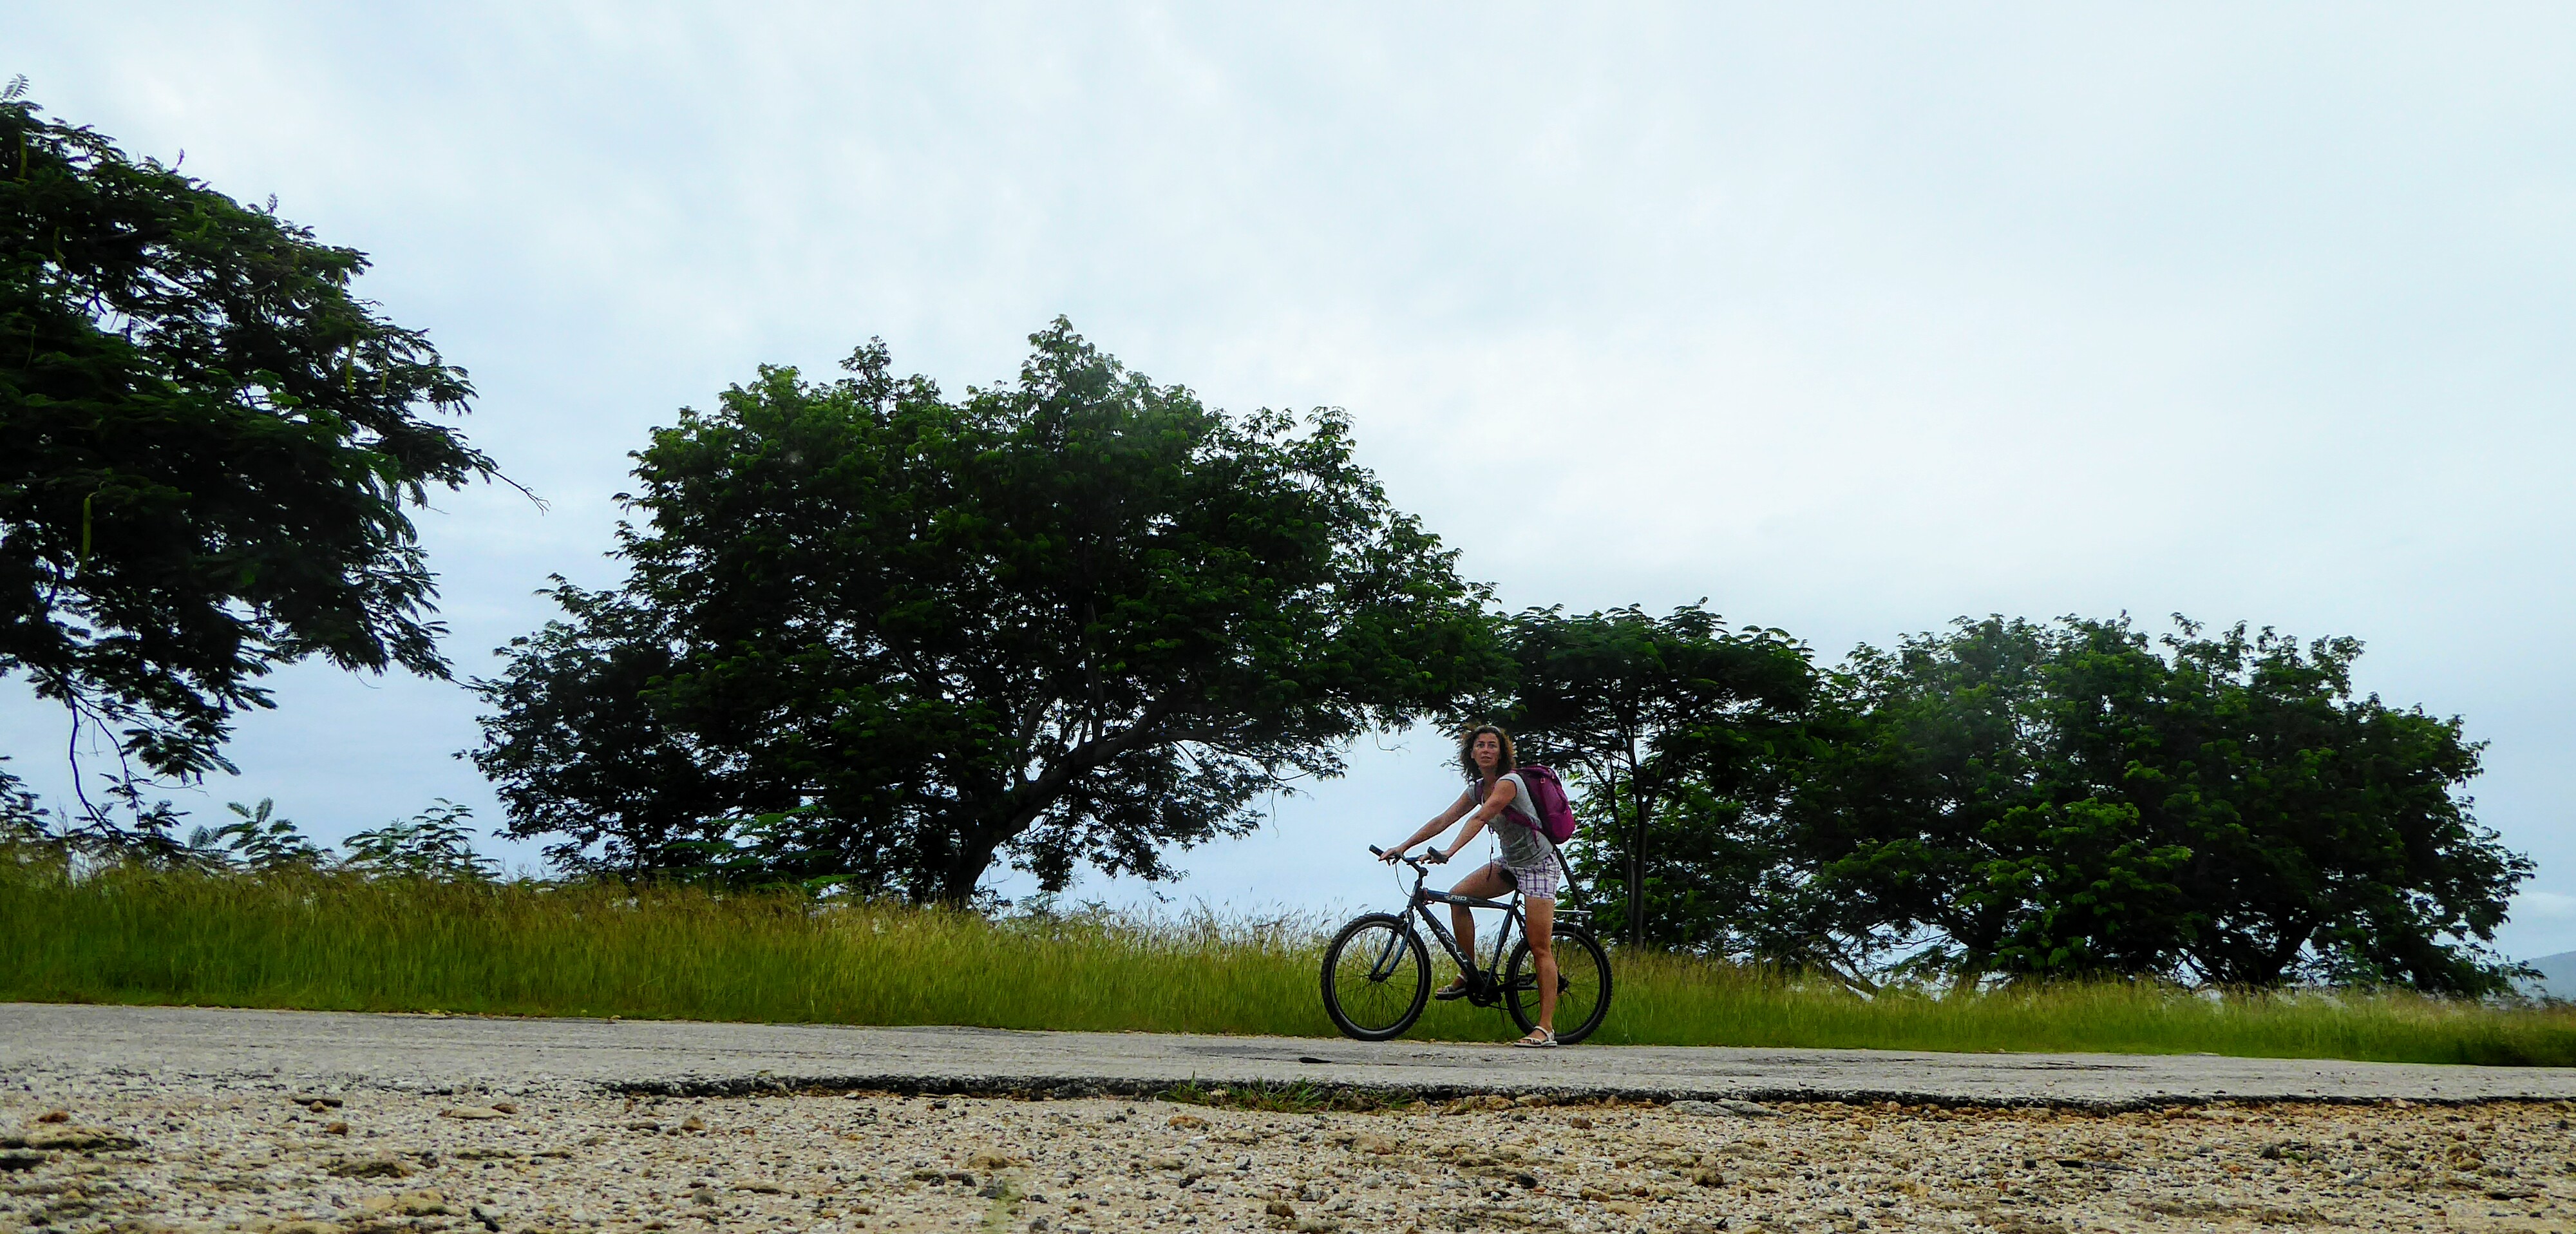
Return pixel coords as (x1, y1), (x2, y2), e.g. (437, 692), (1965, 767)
(1367, 925), (1405, 982)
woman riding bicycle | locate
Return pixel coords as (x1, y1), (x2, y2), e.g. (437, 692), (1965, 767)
(1381, 724), (1565, 1048)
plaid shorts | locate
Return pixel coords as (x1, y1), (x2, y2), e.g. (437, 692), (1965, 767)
(1495, 859), (1560, 902)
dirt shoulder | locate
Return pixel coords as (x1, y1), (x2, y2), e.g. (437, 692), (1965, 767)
(6, 1081), (2572, 1234)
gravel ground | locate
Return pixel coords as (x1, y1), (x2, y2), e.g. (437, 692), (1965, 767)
(7, 1079), (2575, 1234)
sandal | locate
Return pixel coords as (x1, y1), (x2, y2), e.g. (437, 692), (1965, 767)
(1513, 1027), (1557, 1049)
(1434, 977), (1475, 1001)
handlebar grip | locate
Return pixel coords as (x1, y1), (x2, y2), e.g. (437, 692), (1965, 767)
(1368, 844), (1386, 857)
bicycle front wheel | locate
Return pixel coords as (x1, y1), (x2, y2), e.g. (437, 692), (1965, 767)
(1321, 913), (1430, 1041)
(1505, 922), (1613, 1045)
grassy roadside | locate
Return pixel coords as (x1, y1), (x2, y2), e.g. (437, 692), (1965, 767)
(6, 859), (2574, 1067)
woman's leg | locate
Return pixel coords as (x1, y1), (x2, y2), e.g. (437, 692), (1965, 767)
(1446, 863), (1513, 983)
(1524, 894), (1558, 1034)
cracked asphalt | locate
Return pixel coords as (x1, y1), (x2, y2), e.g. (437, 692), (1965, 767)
(10, 1003), (2576, 1107)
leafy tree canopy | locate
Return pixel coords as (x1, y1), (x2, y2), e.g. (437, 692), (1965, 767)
(0, 90), (500, 833)
(472, 321), (1501, 902)
(1495, 603), (1819, 947)
(1786, 615), (2529, 994)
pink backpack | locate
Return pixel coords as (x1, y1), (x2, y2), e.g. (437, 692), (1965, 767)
(1511, 765), (1580, 844)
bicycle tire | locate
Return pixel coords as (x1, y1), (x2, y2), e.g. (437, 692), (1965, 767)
(1504, 922), (1613, 1045)
(1321, 912), (1431, 1041)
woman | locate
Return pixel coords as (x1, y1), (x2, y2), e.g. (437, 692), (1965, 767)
(1381, 724), (1562, 1048)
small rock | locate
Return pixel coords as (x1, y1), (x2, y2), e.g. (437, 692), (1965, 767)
(967, 1149), (1018, 1170)
(2, 1127), (143, 1152)
(325, 1121), (350, 1136)
(438, 1106), (507, 1121)
(291, 1094), (344, 1108)
(1669, 1099), (1777, 1118)
(1169, 1114), (1208, 1130)
(1028, 1219), (1050, 1232)
(680, 1115), (706, 1132)
(1513, 1094), (1550, 1107)
(35, 1111), (68, 1125)
(1567, 1115), (1595, 1130)
(977, 1177), (1009, 1199)
(358, 1191), (452, 1217)
(1693, 1167), (1726, 1187)
(1267, 1200), (1298, 1217)
(469, 1203), (505, 1232)
(489, 1101), (519, 1115)
(1351, 1135), (1397, 1156)
(0, 1151), (41, 1172)
(326, 1158), (413, 1180)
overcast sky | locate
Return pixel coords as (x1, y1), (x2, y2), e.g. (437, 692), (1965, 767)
(12, 4), (2576, 956)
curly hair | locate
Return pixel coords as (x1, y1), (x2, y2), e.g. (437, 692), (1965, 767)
(1456, 724), (1517, 781)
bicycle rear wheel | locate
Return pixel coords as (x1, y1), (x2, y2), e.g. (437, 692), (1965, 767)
(1505, 922), (1612, 1045)
(1321, 913), (1430, 1041)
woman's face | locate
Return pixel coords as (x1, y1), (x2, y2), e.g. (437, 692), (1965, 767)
(1472, 732), (1501, 772)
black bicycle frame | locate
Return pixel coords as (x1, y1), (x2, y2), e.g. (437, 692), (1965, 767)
(1370, 860), (1524, 1003)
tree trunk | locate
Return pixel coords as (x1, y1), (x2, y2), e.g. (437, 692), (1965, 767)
(1627, 790), (1649, 949)
(933, 826), (1005, 907)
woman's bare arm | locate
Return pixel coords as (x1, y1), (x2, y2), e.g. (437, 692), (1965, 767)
(1384, 788), (1478, 861)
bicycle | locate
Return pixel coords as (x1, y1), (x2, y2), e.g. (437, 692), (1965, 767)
(1319, 845), (1613, 1043)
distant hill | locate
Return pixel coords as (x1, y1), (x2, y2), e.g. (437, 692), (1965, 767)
(2520, 951), (2576, 1000)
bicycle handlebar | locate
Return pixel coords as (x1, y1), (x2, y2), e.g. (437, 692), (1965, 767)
(1370, 844), (1445, 871)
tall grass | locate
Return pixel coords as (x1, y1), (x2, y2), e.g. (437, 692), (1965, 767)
(7, 858), (2575, 1067)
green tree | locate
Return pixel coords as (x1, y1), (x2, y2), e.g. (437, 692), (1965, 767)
(1498, 604), (1817, 947)
(1789, 616), (2529, 993)
(182, 797), (328, 873)
(341, 799), (498, 882)
(0, 90), (503, 838)
(472, 322), (1499, 902)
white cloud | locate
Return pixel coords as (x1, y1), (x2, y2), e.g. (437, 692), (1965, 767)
(2513, 892), (2576, 922)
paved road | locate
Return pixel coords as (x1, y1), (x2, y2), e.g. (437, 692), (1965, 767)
(10, 1002), (2575, 1108)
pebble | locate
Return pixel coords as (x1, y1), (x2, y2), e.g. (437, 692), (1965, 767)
(1669, 1098), (1779, 1117)
(1, 1080), (2571, 1232)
